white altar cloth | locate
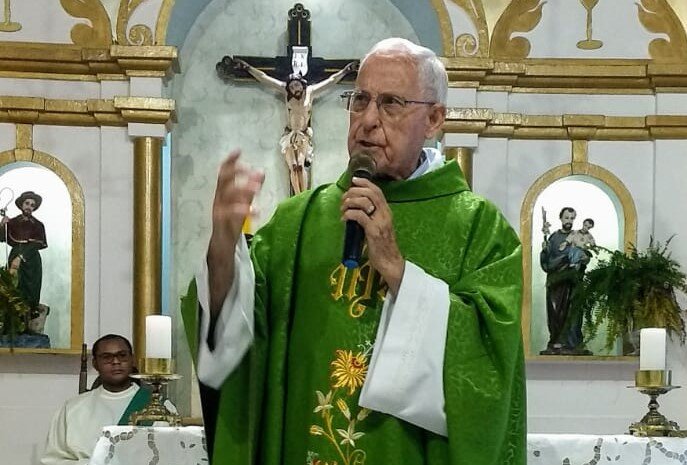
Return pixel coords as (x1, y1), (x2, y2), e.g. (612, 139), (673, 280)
(90, 425), (208, 465)
(528, 433), (687, 465)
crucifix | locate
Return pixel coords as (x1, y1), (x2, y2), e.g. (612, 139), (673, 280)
(216, 3), (358, 195)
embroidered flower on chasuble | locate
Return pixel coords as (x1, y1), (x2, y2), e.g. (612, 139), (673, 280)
(331, 349), (368, 395)
(307, 347), (372, 465)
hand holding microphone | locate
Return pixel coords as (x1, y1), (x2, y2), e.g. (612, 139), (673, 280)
(341, 153), (405, 295)
(341, 153), (376, 269)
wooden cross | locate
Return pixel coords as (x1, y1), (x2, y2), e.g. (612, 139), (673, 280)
(215, 3), (359, 195)
(216, 3), (356, 84)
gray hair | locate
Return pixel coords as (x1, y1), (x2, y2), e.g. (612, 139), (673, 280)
(360, 38), (448, 105)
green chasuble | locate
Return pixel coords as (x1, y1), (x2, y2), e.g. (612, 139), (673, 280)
(187, 160), (525, 465)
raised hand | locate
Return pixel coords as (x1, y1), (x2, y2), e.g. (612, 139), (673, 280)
(207, 150), (264, 318)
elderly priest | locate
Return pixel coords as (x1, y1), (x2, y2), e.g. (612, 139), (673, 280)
(186, 38), (526, 465)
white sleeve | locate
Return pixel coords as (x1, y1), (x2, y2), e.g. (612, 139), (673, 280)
(40, 404), (89, 465)
(358, 261), (450, 436)
(195, 236), (256, 389)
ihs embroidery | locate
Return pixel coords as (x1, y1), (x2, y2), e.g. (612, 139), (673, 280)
(329, 246), (387, 318)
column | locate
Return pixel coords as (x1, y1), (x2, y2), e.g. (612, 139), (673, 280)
(133, 136), (162, 358)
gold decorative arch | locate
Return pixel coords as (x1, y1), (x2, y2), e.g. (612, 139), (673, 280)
(117, 0), (152, 46)
(519, 160), (637, 358)
(0, 135), (85, 354)
(155, 0), (175, 45)
(430, 0), (456, 56)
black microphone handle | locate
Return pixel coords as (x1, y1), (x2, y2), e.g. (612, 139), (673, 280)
(342, 219), (365, 269)
(341, 158), (375, 269)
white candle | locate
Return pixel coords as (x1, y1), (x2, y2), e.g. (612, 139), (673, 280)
(640, 328), (666, 370)
(146, 315), (172, 359)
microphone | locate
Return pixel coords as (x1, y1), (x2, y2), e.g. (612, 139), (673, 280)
(342, 152), (376, 269)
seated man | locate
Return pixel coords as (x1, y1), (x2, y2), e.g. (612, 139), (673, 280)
(40, 334), (150, 465)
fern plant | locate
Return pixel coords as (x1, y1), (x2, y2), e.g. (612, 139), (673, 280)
(571, 237), (687, 352)
(0, 267), (30, 341)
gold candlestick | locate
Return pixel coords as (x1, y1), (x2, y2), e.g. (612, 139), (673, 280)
(628, 370), (682, 437)
(129, 358), (182, 426)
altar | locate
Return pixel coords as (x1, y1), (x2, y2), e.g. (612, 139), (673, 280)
(528, 433), (687, 465)
(89, 425), (208, 465)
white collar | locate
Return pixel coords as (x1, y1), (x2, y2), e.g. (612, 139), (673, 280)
(407, 148), (445, 180)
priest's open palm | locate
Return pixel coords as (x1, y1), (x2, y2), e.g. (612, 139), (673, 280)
(341, 177), (404, 296)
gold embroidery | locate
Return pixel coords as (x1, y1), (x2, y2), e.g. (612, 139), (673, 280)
(329, 247), (387, 318)
(308, 345), (373, 465)
(331, 350), (368, 395)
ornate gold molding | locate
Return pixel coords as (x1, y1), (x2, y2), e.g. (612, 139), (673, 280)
(444, 108), (687, 140)
(0, 42), (177, 80)
(441, 57), (687, 92)
(520, 160), (637, 358)
(58, 0), (176, 47)
(16, 123), (31, 149)
(155, 0), (175, 45)
(490, 0), (546, 59)
(637, 0), (687, 62)
(431, 0), (456, 56)
(117, 0), (152, 46)
(0, 144), (85, 353)
(60, 0), (112, 47)
(0, 95), (174, 127)
(451, 0), (489, 57)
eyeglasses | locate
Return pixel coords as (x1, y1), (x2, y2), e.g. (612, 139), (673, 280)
(340, 90), (436, 120)
(96, 350), (132, 364)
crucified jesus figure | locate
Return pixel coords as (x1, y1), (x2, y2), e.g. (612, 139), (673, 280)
(232, 58), (357, 194)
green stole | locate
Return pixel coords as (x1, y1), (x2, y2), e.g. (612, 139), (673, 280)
(183, 160), (526, 465)
(117, 386), (151, 425)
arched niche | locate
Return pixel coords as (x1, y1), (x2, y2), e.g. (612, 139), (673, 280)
(520, 162), (637, 358)
(0, 150), (84, 353)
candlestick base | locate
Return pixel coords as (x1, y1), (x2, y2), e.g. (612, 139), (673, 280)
(629, 370), (683, 437)
(129, 359), (182, 426)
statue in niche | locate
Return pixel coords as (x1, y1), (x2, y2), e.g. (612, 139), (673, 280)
(539, 207), (593, 355)
(231, 58), (358, 194)
(0, 190), (51, 348)
(0, 191), (47, 307)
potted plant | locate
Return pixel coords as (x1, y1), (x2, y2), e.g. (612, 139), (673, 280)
(571, 237), (687, 354)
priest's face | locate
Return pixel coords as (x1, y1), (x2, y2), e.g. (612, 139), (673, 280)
(93, 337), (134, 391)
(347, 53), (445, 180)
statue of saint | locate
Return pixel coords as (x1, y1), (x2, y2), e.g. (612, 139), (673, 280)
(0, 191), (47, 308)
(539, 207), (591, 355)
(232, 57), (358, 194)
